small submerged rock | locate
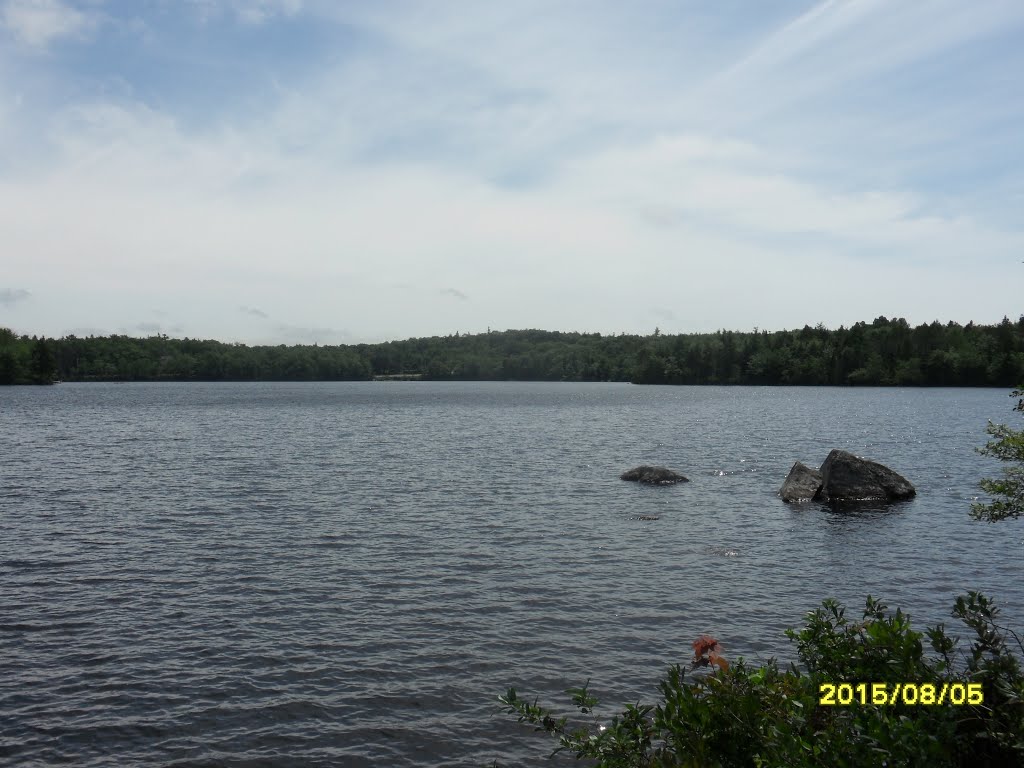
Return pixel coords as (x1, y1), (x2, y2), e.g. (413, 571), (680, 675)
(779, 461), (823, 502)
(706, 546), (739, 557)
(620, 466), (689, 485)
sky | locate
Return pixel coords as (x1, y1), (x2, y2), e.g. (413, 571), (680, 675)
(1, 0), (1022, 345)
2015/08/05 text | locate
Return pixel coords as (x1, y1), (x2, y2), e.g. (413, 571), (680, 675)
(819, 683), (983, 706)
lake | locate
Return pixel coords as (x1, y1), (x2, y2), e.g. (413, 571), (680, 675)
(2, 382), (1022, 766)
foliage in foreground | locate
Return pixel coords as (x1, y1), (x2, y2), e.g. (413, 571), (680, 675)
(498, 593), (1024, 767)
(972, 388), (1024, 522)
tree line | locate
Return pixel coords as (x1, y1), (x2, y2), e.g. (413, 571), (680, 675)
(2, 315), (1023, 386)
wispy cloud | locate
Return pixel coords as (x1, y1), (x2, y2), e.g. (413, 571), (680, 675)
(0, 288), (30, 306)
(240, 305), (269, 318)
(188, 0), (303, 25)
(696, 0), (1024, 128)
(2, 0), (93, 48)
(440, 288), (468, 301)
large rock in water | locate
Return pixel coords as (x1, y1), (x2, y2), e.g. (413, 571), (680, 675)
(817, 449), (916, 501)
(620, 466), (689, 485)
(779, 461), (823, 502)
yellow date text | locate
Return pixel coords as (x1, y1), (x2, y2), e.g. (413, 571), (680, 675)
(818, 683), (982, 706)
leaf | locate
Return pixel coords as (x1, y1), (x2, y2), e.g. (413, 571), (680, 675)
(710, 654), (730, 672)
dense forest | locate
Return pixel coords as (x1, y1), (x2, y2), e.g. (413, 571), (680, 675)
(1, 316), (1023, 386)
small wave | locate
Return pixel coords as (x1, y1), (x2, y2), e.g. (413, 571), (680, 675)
(2, 559), (82, 570)
(0, 621), (95, 633)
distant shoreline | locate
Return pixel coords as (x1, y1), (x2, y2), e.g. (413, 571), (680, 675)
(5, 379), (1019, 391)
(2, 317), (1023, 387)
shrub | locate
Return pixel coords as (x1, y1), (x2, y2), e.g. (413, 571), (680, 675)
(497, 593), (1024, 767)
(972, 388), (1024, 522)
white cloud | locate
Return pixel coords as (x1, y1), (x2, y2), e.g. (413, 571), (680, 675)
(188, 0), (302, 25)
(551, 133), (1024, 268)
(238, 0), (302, 24)
(1, 2), (1022, 340)
(2, 0), (91, 47)
(3, 95), (1021, 342)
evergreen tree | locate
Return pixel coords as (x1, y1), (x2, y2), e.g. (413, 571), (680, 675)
(29, 338), (56, 384)
(1, 317), (1023, 386)
(0, 347), (19, 384)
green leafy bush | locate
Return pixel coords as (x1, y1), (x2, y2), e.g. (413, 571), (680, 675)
(972, 388), (1024, 522)
(498, 594), (1023, 767)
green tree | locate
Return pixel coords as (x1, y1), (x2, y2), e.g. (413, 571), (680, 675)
(29, 337), (56, 384)
(972, 388), (1024, 522)
(0, 347), (21, 384)
(4, 317), (1023, 386)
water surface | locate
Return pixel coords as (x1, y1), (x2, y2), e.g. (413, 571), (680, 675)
(2, 383), (1022, 766)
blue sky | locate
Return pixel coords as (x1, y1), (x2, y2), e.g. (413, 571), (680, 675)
(1, 0), (1022, 344)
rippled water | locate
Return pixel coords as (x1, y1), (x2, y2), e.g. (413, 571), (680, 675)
(2, 382), (1023, 766)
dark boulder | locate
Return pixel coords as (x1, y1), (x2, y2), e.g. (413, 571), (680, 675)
(817, 449), (915, 501)
(620, 466), (689, 485)
(779, 461), (823, 502)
